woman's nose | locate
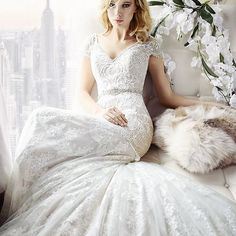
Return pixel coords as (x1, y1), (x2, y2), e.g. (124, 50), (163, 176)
(115, 6), (122, 16)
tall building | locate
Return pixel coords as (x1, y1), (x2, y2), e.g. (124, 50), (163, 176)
(0, 41), (17, 156)
(0, 41), (11, 101)
(39, 0), (59, 107)
(0, 0), (67, 155)
(55, 28), (66, 108)
(21, 32), (34, 105)
(40, 0), (55, 79)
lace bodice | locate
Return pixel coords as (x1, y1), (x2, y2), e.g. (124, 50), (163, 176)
(82, 33), (162, 99)
(80, 33), (162, 157)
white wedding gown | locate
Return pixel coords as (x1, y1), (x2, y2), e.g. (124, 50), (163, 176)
(0, 33), (236, 236)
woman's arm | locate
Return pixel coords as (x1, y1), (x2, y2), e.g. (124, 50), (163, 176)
(74, 57), (128, 126)
(148, 55), (226, 109)
(75, 57), (103, 115)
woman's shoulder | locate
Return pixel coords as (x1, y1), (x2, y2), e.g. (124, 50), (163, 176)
(140, 35), (160, 52)
(83, 33), (97, 45)
(79, 33), (97, 57)
(142, 35), (162, 58)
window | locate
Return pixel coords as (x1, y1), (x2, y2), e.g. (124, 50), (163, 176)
(0, 0), (70, 156)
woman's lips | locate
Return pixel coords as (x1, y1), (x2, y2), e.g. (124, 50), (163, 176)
(115, 19), (123, 23)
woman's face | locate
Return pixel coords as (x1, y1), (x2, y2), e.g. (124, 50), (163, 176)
(107, 0), (137, 29)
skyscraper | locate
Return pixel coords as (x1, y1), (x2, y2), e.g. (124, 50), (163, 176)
(0, 41), (10, 100)
(39, 0), (59, 107)
(0, 40), (17, 156)
(40, 0), (55, 79)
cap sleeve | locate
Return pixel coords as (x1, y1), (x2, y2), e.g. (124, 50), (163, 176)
(79, 33), (96, 58)
(146, 36), (163, 59)
(146, 36), (169, 74)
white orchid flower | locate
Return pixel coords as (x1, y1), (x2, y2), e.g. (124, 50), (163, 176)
(150, 0), (235, 103)
(175, 11), (188, 24)
(157, 25), (170, 35)
(191, 57), (201, 68)
(159, 5), (172, 19)
(213, 14), (223, 30)
(163, 53), (176, 75)
(206, 46), (220, 64)
(211, 79), (223, 87)
(165, 0), (176, 6)
(212, 87), (225, 101)
(187, 39), (198, 52)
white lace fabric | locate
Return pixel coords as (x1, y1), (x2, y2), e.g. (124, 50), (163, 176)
(0, 33), (236, 236)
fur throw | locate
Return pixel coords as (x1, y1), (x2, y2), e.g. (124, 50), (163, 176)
(152, 105), (236, 174)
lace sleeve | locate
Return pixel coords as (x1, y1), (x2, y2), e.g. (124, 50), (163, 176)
(146, 36), (163, 59)
(79, 33), (96, 58)
(146, 36), (168, 73)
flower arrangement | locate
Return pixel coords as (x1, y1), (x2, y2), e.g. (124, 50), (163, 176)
(149, 0), (236, 105)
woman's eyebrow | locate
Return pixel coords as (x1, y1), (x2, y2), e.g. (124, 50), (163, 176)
(110, 0), (132, 5)
(113, 1), (132, 3)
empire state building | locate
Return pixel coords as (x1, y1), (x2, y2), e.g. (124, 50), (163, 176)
(39, 0), (59, 106)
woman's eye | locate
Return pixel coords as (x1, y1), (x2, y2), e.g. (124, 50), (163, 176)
(123, 4), (130, 8)
(109, 2), (115, 7)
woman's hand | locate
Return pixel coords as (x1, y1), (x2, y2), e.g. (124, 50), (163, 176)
(97, 106), (128, 127)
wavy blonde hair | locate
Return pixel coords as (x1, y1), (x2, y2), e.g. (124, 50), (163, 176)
(100, 0), (153, 43)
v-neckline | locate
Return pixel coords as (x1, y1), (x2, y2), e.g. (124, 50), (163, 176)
(94, 33), (140, 62)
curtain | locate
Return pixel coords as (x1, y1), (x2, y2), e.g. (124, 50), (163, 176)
(0, 84), (12, 193)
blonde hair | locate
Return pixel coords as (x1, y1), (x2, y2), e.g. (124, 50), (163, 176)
(100, 0), (153, 43)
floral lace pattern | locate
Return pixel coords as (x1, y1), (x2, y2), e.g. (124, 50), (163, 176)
(0, 33), (236, 236)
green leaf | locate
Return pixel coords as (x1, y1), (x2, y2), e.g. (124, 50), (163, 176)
(200, 8), (213, 24)
(212, 25), (216, 36)
(205, 4), (216, 14)
(151, 25), (158, 37)
(233, 59), (236, 68)
(202, 58), (219, 78)
(215, 86), (223, 91)
(151, 13), (170, 37)
(148, 1), (164, 6)
(184, 42), (190, 47)
(173, 0), (184, 6)
(191, 23), (199, 39)
(192, 0), (202, 6)
(219, 53), (224, 63)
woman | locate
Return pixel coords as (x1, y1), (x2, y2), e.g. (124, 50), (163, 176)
(0, 0), (236, 235)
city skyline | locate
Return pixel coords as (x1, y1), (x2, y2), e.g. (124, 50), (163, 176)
(0, 0), (67, 155)
(0, 0), (96, 31)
